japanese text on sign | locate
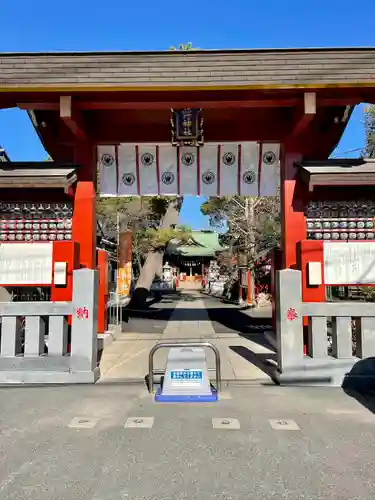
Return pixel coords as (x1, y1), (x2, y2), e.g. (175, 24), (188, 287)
(324, 242), (375, 285)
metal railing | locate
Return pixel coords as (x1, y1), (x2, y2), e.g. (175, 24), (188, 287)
(148, 341), (221, 394)
(107, 291), (121, 326)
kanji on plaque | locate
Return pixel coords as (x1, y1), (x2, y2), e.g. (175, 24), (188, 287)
(76, 307), (89, 320)
(287, 308), (298, 321)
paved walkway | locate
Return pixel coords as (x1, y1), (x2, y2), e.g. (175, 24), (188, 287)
(99, 291), (275, 385)
(2, 384), (375, 499)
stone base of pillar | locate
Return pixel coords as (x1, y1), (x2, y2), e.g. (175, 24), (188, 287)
(275, 358), (375, 388)
(0, 367), (100, 385)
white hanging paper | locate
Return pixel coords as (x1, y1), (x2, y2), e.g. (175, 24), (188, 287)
(178, 146), (198, 195)
(137, 145), (158, 195)
(117, 144), (139, 196)
(98, 145), (117, 196)
(199, 144), (218, 196)
(240, 142), (259, 196)
(259, 143), (280, 197)
(217, 143), (239, 196)
(159, 145), (178, 195)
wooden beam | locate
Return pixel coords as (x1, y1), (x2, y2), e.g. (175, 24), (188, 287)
(18, 102), (59, 110)
(75, 99), (299, 110)
(18, 99), (298, 111)
(318, 97), (362, 106)
(290, 92), (316, 138)
(0, 103), (17, 110)
(17, 96), (365, 112)
(60, 96), (87, 140)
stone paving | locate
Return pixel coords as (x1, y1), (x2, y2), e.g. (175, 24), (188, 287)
(99, 291), (276, 385)
(2, 384), (375, 499)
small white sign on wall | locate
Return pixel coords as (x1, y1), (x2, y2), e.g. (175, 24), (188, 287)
(307, 261), (322, 286)
(0, 242), (53, 285)
(324, 242), (375, 285)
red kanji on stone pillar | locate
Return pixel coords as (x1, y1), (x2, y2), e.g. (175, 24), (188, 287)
(287, 307), (298, 321)
(76, 306), (89, 320)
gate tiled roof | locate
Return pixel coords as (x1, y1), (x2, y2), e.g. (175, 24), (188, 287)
(0, 48), (374, 90)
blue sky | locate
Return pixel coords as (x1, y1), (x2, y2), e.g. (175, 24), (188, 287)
(0, 0), (373, 229)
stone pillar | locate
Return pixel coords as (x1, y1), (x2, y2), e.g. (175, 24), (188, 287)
(70, 269), (99, 380)
(276, 269), (304, 371)
(0, 288), (22, 357)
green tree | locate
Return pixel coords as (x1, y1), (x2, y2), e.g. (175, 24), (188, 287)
(201, 196), (280, 268)
(201, 195), (279, 305)
(128, 198), (190, 307)
(169, 42), (199, 51)
(97, 195), (189, 304)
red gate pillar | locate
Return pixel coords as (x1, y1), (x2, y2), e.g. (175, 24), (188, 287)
(74, 140), (96, 183)
(72, 141), (97, 270)
(72, 182), (96, 270)
(280, 148), (306, 270)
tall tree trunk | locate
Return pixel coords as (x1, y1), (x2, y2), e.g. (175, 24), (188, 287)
(129, 199), (180, 308)
(245, 197), (256, 306)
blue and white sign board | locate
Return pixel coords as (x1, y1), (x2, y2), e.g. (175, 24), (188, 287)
(171, 369), (203, 386)
(155, 347), (217, 402)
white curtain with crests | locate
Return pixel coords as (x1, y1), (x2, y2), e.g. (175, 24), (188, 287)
(258, 143), (280, 197)
(97, 142), (280, 197)
(239, 142), (259, 196)
(117, 145), (138, 196)
(137, 145), (158, 195)
(97, 145), (117, 196)
(218, 143), (240, 196)
(159, 145), (178, 195)
(178, 146), (198, 195)
(199, 143), (218, 196)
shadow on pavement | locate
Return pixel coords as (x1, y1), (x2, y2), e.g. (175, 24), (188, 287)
(343, 388), (375, 415)
(206, 304), (272, 336)
(229, 345), (277, 380)
(342, 357), (375, 414)
(119, 292), (274, 344)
